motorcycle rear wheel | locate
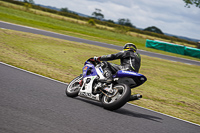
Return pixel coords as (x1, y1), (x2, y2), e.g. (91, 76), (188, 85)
(101, 83), (131, 111)
(66, 75), (82, 97)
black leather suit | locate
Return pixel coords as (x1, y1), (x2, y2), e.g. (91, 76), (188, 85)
(100, 50), (141, 74)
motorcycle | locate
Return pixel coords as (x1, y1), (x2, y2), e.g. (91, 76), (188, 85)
(65, 58), (147, 110)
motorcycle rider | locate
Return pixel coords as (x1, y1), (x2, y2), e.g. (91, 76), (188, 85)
(91, 43), (141, 83)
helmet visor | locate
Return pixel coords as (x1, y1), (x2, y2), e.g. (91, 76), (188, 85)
(123, 44), (136, 51)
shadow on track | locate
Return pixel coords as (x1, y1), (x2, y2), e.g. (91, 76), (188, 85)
(75, 97), (102, 107)
(114, 108), (163, 123)
(73, 97), (163, 123)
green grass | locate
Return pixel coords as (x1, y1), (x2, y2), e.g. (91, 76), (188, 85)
(0, 29), (120, 82)
(1, 29), (200, 125)
(0, 1), (200, 62)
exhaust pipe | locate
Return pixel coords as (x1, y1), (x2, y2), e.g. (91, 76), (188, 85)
(129, 94), (142, 101)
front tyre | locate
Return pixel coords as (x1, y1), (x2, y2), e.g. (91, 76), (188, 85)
(101, 83), (131, 111)
(66, 75), (82, 97)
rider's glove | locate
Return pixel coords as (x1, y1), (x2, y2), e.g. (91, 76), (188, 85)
(94, 56), (101, 62)
(89, 58), (95, 62)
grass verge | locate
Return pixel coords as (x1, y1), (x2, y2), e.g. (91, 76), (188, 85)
(1, 29), (200, 124)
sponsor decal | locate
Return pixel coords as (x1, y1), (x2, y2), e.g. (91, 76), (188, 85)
(121, 70), (136, 74)
(79, 92), (97, 99)
(83, 66), (88, 70)
(99, 67), (103, 73)
(86, 64), (94, 67)
(140, 77), (145, 80)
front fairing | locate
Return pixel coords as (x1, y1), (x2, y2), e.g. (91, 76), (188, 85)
(82, 62), (97, 78)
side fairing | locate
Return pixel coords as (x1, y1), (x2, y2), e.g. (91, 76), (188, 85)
(114, 70), (147, 88)
(114, 70), (144, 77)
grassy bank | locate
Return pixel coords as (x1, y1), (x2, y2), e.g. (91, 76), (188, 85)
(1, 29), (200, 124)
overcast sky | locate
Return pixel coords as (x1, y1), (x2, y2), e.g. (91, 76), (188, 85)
(33, 0), (200, 40)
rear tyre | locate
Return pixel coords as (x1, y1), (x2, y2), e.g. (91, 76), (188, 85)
(101, 83), (131, 111)
(66, 75), (82, 97)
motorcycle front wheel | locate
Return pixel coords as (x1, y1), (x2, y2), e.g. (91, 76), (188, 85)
(101, 83), (131, 111)
(65, 75), (82, 97)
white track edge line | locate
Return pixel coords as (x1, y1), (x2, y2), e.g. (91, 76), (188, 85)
(0, 62), (68, 85)
(127, 103), (200, 127)
(1, 61), (199, 127)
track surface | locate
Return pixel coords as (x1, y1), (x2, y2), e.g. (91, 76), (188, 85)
(0, 63), (199, 133)
(0, 21), (200, 66)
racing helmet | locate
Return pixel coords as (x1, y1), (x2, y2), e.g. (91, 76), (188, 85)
(123, 43), (137, 52)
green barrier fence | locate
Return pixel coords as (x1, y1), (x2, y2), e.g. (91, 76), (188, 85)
(145, 39), (200, 58)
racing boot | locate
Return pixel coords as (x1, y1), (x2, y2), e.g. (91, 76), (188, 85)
(103, 68), (113, 83)
(100, 62), (113, 83)
(98, 77), (112, 83)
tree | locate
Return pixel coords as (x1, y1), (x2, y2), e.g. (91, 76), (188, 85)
(61, 8), (69, 12)
(92, 8), (104, 20)
(107, 19), (115, 24)
(88, 19), (96, 26)
(118, 18), (125, 25)
(23, 0), (34, 11)
(23, 0), (34, 4)
(118, 18), (135, 28)
(183, 0), (200, 8)
(144, 26), (164, 34)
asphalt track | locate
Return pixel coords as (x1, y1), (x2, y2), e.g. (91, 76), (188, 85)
(0, 21), (200, 66)
(0, 62), (199, 133)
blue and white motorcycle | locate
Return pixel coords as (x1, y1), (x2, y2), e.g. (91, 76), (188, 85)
(66, 58), (147, 110)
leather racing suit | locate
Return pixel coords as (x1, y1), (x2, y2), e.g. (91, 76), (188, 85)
(100, 50), (141, 75)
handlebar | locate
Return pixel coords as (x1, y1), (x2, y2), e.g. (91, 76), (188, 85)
(86, 58), (101, 66)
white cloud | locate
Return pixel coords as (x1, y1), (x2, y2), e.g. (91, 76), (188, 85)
(33, 0), (200, 39)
